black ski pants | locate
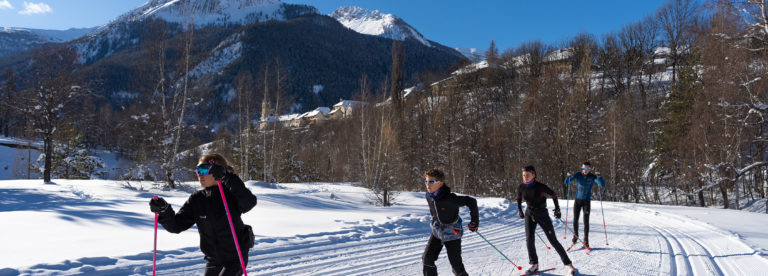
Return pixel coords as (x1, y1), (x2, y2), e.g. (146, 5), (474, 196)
(423, 234), (468, 276)
(204, 257), (248, 276)
(525, 208), (571, 266)
(572, 199), (591, 242)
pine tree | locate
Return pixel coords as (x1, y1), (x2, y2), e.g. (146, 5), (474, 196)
(487, 40), (499, 63)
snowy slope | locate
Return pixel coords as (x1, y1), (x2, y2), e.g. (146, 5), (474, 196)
(1, 179), (767, 275)
(114, 0), (292, 27)
(0, 27), (95, 43)
(455, 47), (485, 62)
(72, 0), (315, 63)
(330, 6), (432, 47)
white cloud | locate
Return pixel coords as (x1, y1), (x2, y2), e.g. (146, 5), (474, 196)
(19, 2), (52, 15)
(0, 0), (14, 10)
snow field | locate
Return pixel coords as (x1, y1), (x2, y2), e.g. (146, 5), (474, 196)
(0, 180), (767, 275)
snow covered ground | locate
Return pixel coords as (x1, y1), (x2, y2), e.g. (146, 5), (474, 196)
(0, 179), (767, 276)
(0, 136), (134, 180)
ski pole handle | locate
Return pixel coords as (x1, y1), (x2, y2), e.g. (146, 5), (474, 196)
(153, 195), (158, 276)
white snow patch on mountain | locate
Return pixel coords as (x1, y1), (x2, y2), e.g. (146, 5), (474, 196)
(188, 32), (243, 80)
(121, 0), (287, 27)
(455, 47), (485, 62)
(330, 6), (432, 47)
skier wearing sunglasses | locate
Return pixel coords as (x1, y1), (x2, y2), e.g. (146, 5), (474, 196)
(422, 168), (479, 276)
(564, 161), (605, 249)
(149, 153), (257, 276)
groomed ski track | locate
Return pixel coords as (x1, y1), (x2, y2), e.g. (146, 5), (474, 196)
(25, 203), (767, 275)
(4, 180), (767, 276)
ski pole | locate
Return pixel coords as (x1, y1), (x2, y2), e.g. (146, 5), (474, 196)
(474, 231), (522, 270)
(564, 177), (570, 240)
(152, 195), (158, 276)
(216, 178), (248, 276)
(598, 186), (609, 246)
(557, 218), (590, 250)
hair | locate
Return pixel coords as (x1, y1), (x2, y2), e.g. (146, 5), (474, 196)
(424, 168), (445, 181)
(199, 153), (235, 173)
(522, 165), (536, 175)
(582, 161), (592, 167)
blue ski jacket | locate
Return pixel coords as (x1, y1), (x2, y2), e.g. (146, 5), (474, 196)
(565, 172), (605, 201)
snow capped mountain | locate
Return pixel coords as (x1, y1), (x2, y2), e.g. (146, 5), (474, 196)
(0, 27), (95, 42)
(73, 0), (315, 63)
(0, 27), (96, 58)
(113, 0), (312, 28)
(330, 6), (432, 47)
(455, 47), (485, 62)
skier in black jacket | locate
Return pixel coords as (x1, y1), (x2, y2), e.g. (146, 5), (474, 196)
(422, 168), (479, 276)
(516, 165), (576, 275)
(150, 153), (257, 276)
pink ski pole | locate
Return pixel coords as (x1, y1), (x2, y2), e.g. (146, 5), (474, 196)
(216, 179), (248, 275)
(564, 182), (570, 240)
(153, 195), (159, 276)
(598, 186), (609, 246)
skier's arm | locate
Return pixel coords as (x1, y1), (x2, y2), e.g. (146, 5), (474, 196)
(543, 185), (561, 210)
(596, 176), (606, 187)
(158, 198), (197, 234)
(516, 186), (523, 215)
(459, 195), (479, 223)
(223, 173), (257, 213)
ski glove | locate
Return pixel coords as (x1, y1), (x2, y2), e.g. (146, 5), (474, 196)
(149, 197), (169, 213)
(519, 211), (524, 219)
(210, 163), (228, 180)
(553, 208), (561, 219)
(467, 220), (479, 232)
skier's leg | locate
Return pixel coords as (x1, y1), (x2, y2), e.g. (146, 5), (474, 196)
(444, 239), (468, 276)
(423, 234), (443, 276)
(538, 212), (572, 266)
(525, 210), (538, 265)
(584, 200), (592, 244)
(204, 261), (224, 276)
(572, 200), (583, 242)
(218, 262), (245, 276)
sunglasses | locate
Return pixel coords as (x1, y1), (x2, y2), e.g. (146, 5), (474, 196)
(425, 180), (441, 185)
(196, 164), (212, 175)
(582, 168), (591, 171)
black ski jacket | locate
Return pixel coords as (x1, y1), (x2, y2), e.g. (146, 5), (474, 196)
(158, 173), (257, 263)
(516, 180), (560, 213)
(426, 185), (479, 226)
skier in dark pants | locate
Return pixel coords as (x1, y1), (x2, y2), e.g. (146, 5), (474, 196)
(517, 165), (576, 275)
(149, 153), (257, 276)
(564, 161), (605, 248)
(422, 168), (479, 276)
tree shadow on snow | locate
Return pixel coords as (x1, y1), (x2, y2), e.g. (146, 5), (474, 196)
(0, 189), (153, 227)
(259, 193), (360, 210)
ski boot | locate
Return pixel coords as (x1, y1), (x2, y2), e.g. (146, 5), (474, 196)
(525, 264), (538, 275)
(565, 263), (577, 275)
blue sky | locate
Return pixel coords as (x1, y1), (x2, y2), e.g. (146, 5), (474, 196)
(1, 0), (670, 51)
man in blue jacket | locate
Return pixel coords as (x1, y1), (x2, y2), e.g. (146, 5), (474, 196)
(564, 161), (605, 248)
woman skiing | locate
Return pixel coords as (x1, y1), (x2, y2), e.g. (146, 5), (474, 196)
(516, 165), (576, 275)
(149, 153), (257, 276)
